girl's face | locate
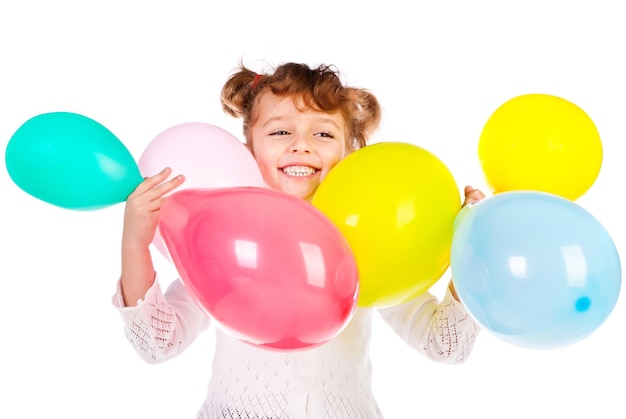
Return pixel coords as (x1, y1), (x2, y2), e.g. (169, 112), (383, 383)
(248, 93), (348, 201)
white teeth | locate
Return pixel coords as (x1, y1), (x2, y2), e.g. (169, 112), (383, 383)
(282, 165), (317, 176)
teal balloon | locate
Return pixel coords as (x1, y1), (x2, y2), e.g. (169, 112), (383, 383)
(5, 112), (143, 210)
(451, 191), (621, 350)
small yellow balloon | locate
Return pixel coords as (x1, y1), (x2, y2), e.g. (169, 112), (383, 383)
(311, 142), (460, 308)
(478, 94), (602, 200)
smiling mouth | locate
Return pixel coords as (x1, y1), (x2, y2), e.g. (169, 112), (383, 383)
(282, 165), (318, 177)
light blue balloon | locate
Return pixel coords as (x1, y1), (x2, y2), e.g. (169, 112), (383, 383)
(451, 191), (621, 350)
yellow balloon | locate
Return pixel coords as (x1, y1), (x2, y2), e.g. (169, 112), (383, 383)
(311, 142), (460, 308)
(478, 94), (602, 200)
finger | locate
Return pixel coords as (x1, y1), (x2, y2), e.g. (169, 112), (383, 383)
(126, 172), (182, 211)
(463, 189), (486, 208)
(134, 175), (185, 212)
(132, 170), (185, 204)
(133, 167), (174, 194)
(152, 174), (185, 197)
(467, 188), (485, 200)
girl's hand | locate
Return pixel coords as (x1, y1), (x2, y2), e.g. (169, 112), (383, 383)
(462, 185), (486, 208)
(122, 167), (185, 249)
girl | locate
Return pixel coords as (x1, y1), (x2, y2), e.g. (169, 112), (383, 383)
(114, 61), (485, 418)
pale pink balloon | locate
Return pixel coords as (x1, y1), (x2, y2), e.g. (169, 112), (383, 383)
(158, 187), (359, 351)
(138, 122), (265, 260)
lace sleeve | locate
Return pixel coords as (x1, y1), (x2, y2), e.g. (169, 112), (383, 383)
(113, 277), (211, 363)
(377, 287), (479, 364)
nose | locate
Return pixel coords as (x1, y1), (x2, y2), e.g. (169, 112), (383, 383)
(289, 134), (312, 153)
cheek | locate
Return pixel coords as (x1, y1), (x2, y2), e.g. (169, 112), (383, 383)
(252, 149), (278, 182)
(256, 158), (273, 177)
(330, 155), (343, 170)
(319, 152), (345, 182)
(326, 144), (347, 167)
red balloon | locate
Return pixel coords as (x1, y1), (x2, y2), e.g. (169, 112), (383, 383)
(158, 187), (359, 350)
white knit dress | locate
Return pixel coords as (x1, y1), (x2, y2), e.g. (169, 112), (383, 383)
(113, 277), (479, 419)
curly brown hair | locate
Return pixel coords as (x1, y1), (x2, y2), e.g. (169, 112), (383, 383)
(220, 61), (381, 151)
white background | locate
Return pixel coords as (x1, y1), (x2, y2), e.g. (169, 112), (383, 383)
(1, 1), (625, 418)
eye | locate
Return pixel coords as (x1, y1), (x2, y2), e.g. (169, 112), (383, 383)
(315, 132), (335, 139)
(270, 130), (290, 136)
